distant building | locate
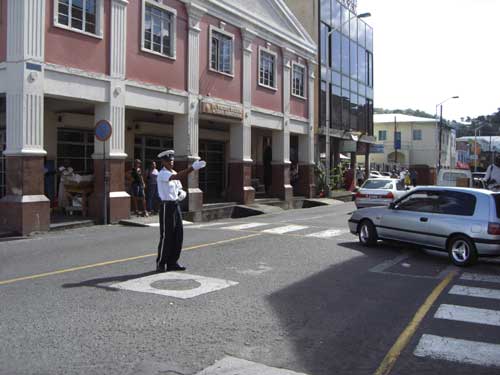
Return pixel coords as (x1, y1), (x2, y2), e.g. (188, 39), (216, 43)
(456, 136), (500, 171)
(285, 0), (375, 180)
(363, 114), (456, 170)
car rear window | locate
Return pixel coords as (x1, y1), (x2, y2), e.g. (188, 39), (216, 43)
(362, 180), (393, 189)
(442, 172), (468, 182)
(494, 194), (500, 218)
(438, 191), (476, 216)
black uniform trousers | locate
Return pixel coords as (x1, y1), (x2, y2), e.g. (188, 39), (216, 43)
(156, 201), (184, 268)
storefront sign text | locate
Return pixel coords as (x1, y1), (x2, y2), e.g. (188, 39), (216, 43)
(201, 102), (243, 120)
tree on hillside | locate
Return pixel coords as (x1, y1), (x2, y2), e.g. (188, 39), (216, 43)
(374, 107), (435, 119)
(455, 108), (500, 137)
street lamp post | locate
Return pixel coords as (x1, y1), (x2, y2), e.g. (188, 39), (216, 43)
(436, 96), (459, 171)
(324, 12), (371, 188)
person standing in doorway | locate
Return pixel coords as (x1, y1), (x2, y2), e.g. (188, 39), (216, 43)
(263, 139), (272, 194)
(156, 150), (206, 272)
(146, 161), (159, 214)
(130, 159), (148, 217)
(410, 169), (418, 187)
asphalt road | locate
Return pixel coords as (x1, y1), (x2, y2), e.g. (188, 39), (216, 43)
(1, 202), (500, 375)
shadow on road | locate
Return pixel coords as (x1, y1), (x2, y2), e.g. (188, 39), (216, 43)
(61, 271), (156, 291)
(266, 242), (439, 375)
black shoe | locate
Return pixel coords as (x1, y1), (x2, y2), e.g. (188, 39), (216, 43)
(156, 265), (166, 273)
(167, 263), (186, 271)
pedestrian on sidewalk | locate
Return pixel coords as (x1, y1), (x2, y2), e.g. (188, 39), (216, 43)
(410, 169), (418, 187)
(146, 161), (159, 214)
(156, 150), (206, 273)
(130, 159), (148, 217)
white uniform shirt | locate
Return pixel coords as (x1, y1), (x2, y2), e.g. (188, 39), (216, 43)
(485, 165), (500, 184)
(157, 168), (183, 201)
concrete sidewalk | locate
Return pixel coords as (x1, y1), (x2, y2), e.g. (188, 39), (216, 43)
(119, 214), (193, 227)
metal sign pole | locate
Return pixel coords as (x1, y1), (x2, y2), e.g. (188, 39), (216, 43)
(103, 140), (107, 225)
(95, 119), (112, 226)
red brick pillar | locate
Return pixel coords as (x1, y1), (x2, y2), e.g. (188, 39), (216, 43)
(89, 159), (129, 224)
(296, 163), (316, 198)
(270, 162), (293, 201)
(0, 156), (50, 235)
(227, 161), (255, 204)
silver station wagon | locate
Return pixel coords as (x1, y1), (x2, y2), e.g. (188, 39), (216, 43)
(348, 186), (500, 266)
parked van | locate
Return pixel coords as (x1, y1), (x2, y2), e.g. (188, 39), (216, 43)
(437, 169), (472, 187)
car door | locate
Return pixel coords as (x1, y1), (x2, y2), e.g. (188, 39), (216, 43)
(425, 191), (479, 249)
(378, 190), (438, 245)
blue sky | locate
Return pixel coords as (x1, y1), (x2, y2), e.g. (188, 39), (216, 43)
(357, 0), (500, 121)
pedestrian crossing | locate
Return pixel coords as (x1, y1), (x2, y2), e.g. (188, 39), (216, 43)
(413, 272), (500, 369)
(185, 221), (351, 239)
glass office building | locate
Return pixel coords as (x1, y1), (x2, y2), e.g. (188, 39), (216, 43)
(319, 0), (374, 169)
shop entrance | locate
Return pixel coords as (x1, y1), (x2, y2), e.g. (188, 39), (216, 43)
(0, 128), (5, 198)
(199, 140), (225, 202)
(133, 135), (173, 167)
(133, 135), (225, 203)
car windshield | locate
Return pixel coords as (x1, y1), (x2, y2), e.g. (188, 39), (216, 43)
(362, 180), (393, 189)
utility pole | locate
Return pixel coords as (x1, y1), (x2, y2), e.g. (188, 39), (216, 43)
(394, 116), (398, 165)
(438, 105), (443, 171)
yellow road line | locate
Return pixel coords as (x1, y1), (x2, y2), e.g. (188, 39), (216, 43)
(373, 269), (457, 375)
(0, 233), (260, 286)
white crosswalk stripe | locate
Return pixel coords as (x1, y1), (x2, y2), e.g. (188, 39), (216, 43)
(414, 272), (500, 368)
(147, 220), (192, 227)
(262, 225), (309, 234)
(449, 285), (500, 301)
(460, 272), (500, 284)
(222, 222), (270, 230)
(305, 229), (350, 238)
(435, 304), (500, 327)
(414, 334), (500, 368)
(186, 221), (351, 239)
(188, 222), (230, 229)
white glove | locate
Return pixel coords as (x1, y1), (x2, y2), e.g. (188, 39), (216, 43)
(192, 160), (206, 170)
(178, 189), (187, 201)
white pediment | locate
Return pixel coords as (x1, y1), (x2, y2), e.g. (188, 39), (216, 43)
(205, 0), (316, 58)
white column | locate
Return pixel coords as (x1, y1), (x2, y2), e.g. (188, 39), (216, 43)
(110, 0), (128, 80)
(229, 122), (251, 162)
(176, 3), (205, 159)
(94, 0), (128, 159)
(299, 61), (315, 165)
(272, 48), (291, 164)
(93, 90), (126, 159)
(4, 0), (46, 156)
(238, 27), (257, 163)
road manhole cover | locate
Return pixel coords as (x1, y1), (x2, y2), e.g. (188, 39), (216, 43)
(151, 279), (201, 291)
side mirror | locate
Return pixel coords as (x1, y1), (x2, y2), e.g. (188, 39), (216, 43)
(389, 202), (396, 209)
(405, 187), (411, 190)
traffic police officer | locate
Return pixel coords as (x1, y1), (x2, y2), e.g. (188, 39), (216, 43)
(156, 150), (206, 272)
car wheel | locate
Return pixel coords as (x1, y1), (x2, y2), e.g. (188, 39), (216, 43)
(447, 235), (478, 267)
(358, 220), (378, 247)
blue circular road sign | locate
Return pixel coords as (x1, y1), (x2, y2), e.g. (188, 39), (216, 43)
(95, 120), (112, 141)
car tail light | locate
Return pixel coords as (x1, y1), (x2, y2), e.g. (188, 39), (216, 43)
(355, 192), (366, 198)
(488, 223), (500, 235)
(384, 192), (394, 199)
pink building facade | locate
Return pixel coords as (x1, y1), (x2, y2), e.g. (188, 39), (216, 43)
(0, 0), (316, 235)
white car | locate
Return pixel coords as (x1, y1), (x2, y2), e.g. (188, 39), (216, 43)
(354, 178), (409, 209)
(369, 171), (383, 178)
